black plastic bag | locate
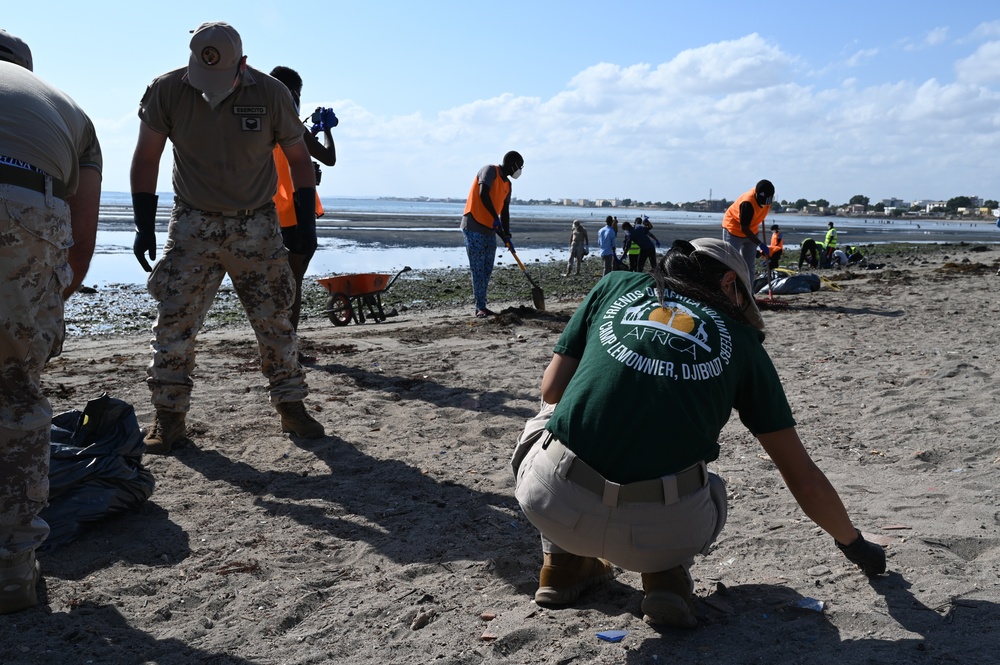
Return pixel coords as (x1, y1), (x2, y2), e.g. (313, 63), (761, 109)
(754, 273), (821, 295)
(39, 394), (156, 552)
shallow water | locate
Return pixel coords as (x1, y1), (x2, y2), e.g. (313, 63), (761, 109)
(86, 230), (561, 286)
(87, 194), (999, 287)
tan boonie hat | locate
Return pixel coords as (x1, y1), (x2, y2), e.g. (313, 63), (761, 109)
(0, 29), (33, 71)
(689, 237), (765, 330)
(187, 22), (242, 94)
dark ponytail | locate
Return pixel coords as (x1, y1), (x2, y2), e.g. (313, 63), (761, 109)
(652, 239), (751, 326)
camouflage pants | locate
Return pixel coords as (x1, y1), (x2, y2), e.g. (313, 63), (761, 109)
(146, 203), (308, 412)
(0, 185), (70, 556)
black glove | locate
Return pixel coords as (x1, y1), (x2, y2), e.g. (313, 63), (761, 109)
(132, 192), (158, 272)
(836, 529), (886, 576)
(280, 223), (298, 253)
(492, 217), (511, 243)
(290, 187), (318, 255)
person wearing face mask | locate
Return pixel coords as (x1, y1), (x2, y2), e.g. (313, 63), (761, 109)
(460, 151), (524, 318)
(130, 22), (325, 455)
(722, 179), (775, 283)
(268, 66), (336, 344)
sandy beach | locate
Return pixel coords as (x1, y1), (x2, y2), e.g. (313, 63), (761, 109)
(3, 243), (1000, 664)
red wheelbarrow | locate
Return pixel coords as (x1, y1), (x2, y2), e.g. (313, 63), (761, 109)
(317, 266), (411, 326)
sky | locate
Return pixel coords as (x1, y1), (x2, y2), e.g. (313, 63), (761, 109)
(6, 1), (1000, 205)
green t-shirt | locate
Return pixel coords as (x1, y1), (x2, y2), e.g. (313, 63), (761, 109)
(547, 271), (795, 484)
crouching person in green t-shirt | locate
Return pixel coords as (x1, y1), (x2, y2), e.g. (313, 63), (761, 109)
(511, 238), (886, 628)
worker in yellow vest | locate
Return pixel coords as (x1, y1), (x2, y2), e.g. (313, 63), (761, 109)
(824, 221), (838, 261)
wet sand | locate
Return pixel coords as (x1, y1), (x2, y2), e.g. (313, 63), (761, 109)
(313, 213), (998, 248)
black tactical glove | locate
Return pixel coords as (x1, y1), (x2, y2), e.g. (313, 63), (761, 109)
(280, 223), (298, 253)
(290, 187), (318, 255)
(132, 192), (158, 272)
(836, 529), (886, 576)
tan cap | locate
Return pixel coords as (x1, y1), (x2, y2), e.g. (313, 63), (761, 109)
(690, 237), (765, 330)
(187, 22), (242, 94)
(0, 29), (32, 71)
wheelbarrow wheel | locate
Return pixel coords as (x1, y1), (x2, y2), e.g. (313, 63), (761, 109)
(326, 292), (352, 326)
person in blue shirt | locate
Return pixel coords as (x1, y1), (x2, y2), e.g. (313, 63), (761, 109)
(597, 216), (618, 275)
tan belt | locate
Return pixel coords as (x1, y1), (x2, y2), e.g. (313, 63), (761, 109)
(203, 203), (271, 218)
(0, 162), (68, 200)
(543, 434), (707, 507)
(176, 199), (273, 218)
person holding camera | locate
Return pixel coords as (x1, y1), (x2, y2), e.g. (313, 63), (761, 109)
(460, 151), (524, 318)
(269, 66), (337, 337)
(512, 238), (886, 627)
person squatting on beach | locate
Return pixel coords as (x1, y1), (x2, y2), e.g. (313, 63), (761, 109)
(512, 238), (886, 627)
(460, 151), (524, 318)
(130, 22), (324, 455)
(765, 223), (783, 270)
(597, 216), (618, 275)
(722, 179), (774, 283)
(0, 30), (103, 613)
(269, 65), (337, 338)
(565, 220), (589, 276)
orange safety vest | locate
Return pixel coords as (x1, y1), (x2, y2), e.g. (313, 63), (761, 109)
(273, 145), (324, 228)
(463, 165), (510, 230)
(722, 188), (770, 238)
(769, 230), (784, 254)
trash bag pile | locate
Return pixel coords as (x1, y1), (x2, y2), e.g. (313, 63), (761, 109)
(39, 394), (155, 552)
(754, 271), (821, 296)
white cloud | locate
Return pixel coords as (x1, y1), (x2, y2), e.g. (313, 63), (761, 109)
(93, 32), (1000, 204)
(926, 27), (949, 46)
(845, 48), (879, 68)
(307, 33), (1000, 202)
(955, 41), (1000, 84)
(656, 33), (795, 94)
(902, 26), (950, 51)
(965, 20), (1000, 42)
